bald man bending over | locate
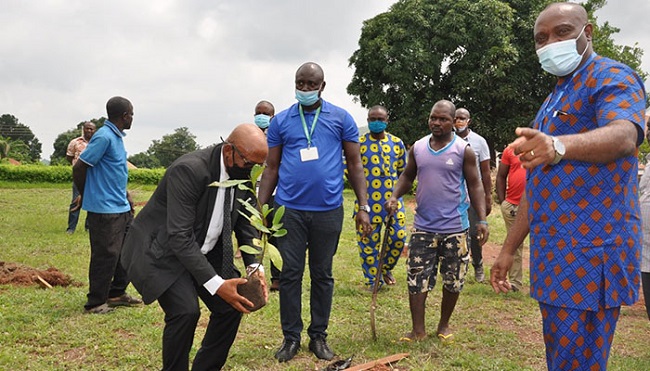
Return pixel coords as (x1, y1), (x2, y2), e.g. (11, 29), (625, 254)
(122, 123), (269, 371)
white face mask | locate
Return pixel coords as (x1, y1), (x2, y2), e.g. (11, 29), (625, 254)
(455, 124), (468, 133)
(536, 25), (589, 77)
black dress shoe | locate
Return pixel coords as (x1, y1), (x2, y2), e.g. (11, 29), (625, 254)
(274, 340), (300, 362)
(309, 337), (334, 360)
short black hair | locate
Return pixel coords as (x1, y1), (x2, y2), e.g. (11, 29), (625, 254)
(106, 96), (132, 121)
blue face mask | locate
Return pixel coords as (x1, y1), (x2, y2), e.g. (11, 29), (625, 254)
(537, 25), (589, 77)
(295, 89), (320, 106)
(254, 114), (271, 129)
(368, 120), (387, 133)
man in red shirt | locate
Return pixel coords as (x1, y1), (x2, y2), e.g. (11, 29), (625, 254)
(495, 146), (525, 291)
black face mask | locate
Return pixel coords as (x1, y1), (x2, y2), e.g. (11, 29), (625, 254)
(227, 149), (252, 179)
(227, 165), (251, 180)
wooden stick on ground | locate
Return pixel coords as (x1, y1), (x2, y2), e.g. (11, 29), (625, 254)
(35, 275), (53, 289)
(370, 215), (393, 341)
(343, 352), (410, 371)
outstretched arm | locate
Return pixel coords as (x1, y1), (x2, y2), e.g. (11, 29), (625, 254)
(511, 121), (639, 169)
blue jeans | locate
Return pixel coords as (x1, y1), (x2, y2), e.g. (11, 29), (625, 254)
(67, 183), (88, 232)
(276, 205), (343, 342)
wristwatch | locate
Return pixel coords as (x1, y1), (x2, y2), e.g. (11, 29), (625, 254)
(551, 136), (565, 165)
(359, 205), (371, 213)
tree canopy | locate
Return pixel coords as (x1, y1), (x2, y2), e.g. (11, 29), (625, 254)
(0, 114), (42, 163)
(348, 0), (646, 154)
(128, 127), (200, 168)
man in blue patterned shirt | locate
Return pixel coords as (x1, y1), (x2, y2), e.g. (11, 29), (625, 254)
(491, 3), (646, 370)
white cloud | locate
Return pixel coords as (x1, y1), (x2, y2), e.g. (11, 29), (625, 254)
(0, 0), (647, 160)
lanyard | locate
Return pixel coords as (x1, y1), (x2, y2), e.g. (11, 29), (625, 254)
(299, 105), (321, 147)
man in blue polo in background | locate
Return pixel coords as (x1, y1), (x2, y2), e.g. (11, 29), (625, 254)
(73, 96), (141, 314)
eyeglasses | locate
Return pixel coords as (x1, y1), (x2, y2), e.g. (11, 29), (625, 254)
(228, 142), (255, 168)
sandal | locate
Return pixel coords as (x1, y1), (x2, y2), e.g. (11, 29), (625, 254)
(399, 332), (426, 342)
(85, 303), (114, 314)
(384, 270), (397, 285)
(437, 333), (455, 345)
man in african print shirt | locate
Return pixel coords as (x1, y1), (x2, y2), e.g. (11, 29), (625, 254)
(353, 105), (408, 289)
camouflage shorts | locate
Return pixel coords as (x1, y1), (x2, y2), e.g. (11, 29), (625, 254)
(407, 230), (470, 294)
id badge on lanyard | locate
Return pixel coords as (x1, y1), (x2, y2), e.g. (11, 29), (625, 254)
(299, 105), (322, 162)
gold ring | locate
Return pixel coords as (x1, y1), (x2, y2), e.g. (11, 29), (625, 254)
(530, 150), (535, 157)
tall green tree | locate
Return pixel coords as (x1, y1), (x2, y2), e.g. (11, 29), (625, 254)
(0, 114), (42, 162)
(128, 152), (161, 169)
(128, 127), (199, 168)
(50, 118), (105, 165)
(348, 0), (645, 153)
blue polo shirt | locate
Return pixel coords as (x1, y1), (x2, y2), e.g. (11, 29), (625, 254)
(79, 120), (130, 214)
(267, 99), (359, 211)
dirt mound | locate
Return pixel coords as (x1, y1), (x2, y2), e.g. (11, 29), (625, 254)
(0, 261), (80, 288)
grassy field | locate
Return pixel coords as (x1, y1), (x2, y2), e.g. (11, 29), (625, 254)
(0, 182), (649, 370)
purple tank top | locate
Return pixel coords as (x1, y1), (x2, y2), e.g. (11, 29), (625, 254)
(412, 134), (470, 233)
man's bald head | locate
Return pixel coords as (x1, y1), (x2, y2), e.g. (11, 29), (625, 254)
(455, 108), (470, 119)
(255, 101), (275, 117)
(226, 123), (268, 165)
(296, 62), (324, 81)
(539, 2), (588, 25)
(534, 2), (592, 55)
(433, 100), (456, 118)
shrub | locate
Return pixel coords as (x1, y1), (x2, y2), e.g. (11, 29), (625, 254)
(0, 164), (165, 185)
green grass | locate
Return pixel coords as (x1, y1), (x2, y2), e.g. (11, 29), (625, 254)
(0, 185), (649, 370)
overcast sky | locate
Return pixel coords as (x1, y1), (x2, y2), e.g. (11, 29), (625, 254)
(1, 0), (648, 160)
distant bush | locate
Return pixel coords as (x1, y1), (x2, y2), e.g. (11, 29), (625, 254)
(0, 164), (70, 183)
(129, 168), (165, 185)
(0, 164), (165, 185)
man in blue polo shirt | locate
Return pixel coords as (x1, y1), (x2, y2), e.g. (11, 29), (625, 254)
(73, 96), (142, 314)
(258, 62), (372, 363)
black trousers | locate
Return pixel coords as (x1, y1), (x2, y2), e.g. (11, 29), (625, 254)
(277, 205), (343, 342)
(157, 270), (242, 371)
(468, 207), (482, 267)
(84, 212), (131, 309)
(643, 272), (650, 321)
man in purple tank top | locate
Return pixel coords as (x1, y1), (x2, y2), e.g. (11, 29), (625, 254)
(386, 100), (489, 343)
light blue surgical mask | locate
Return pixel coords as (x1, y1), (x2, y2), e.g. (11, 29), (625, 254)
(295, 89), (320, 106)
(254, 114), (271, 129)
(537, 25), (589, 77)
(368, 120), (387, 133)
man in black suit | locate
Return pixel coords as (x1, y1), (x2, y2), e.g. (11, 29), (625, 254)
(121, 123), (268, 371)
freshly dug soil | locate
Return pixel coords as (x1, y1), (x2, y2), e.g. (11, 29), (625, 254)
(0, 261), (79, 287)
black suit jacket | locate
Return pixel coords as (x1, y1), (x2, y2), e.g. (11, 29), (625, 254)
(121, 144), (258, 304)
